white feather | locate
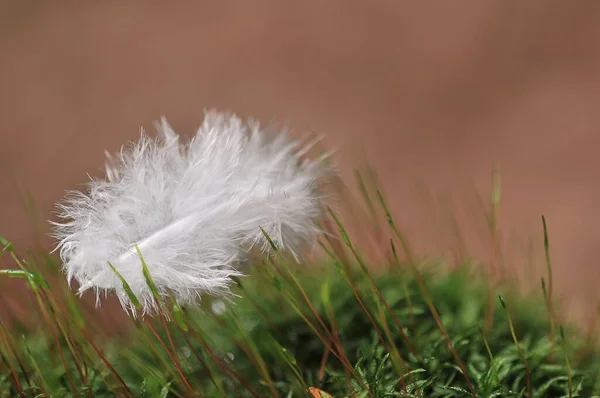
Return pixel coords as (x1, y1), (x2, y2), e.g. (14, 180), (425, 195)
(51, 110), (334, 316)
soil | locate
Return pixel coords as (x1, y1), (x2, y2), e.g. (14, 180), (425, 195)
(1, 2), (600, 326)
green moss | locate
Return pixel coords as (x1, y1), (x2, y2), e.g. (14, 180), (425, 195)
(0, 246), (598, 397)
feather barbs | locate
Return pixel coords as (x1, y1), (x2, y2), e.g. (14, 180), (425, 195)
(51, 110), (334, 316)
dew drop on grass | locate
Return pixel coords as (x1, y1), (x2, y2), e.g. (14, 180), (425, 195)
(211, 300), (226, 315)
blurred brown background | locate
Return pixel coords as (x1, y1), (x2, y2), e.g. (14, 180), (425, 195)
(1, 2), (600, 323)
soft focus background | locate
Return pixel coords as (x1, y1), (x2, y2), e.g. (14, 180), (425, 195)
(1, 2), (600, 323)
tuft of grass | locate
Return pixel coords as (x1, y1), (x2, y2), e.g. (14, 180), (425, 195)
(0, 173), (599, 397)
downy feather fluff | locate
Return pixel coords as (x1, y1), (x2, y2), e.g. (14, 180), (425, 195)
(51, 110), (334, 316)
